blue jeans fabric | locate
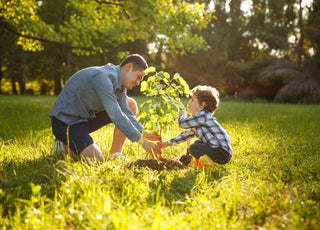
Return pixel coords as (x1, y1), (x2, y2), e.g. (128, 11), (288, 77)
(51, 110), (112, 155)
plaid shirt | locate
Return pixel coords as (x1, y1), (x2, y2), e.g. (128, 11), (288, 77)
(168, 110), (232, 155)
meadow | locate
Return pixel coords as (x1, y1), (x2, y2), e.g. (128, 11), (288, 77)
(0, 95), (319, 229)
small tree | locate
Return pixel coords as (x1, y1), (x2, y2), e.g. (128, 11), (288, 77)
(137, 68), (190, 137)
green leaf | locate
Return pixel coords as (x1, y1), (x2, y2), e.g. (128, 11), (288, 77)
(140, 81), (147, 92)
(144, 66), (156, 74)
(139, 70), (190, 135)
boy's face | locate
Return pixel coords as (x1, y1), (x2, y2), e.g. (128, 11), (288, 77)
(188, 95), (205, 115)
(122, 63), (145, 90)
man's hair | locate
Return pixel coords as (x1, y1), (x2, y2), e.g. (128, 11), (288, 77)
(190, 85), (220, 113)
(120, 54), (148, 71)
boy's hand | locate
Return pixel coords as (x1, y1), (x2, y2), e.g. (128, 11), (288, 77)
(142, 131), (162, 141)
(156, 141), (170, 149)
(179, 110), (187, 116)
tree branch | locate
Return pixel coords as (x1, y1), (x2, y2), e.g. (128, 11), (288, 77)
(94, 0), (124, 6)
(0, 21), (96, 52)
(94, 0), (131, 21)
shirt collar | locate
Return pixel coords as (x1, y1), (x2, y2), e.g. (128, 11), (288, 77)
(115, 65), (122, 90)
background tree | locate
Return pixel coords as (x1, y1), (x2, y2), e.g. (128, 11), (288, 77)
(167, 0), (319, 103)
(1, 0), (212, 94)
(1, 0), (319, 102)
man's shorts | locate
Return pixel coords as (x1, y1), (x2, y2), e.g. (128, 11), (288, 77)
(51, 110), (112, 155)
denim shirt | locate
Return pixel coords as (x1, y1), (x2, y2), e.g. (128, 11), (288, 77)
(49, 63), (143, 142)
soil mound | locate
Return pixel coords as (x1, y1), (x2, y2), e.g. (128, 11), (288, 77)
(127, 157), (187, 171)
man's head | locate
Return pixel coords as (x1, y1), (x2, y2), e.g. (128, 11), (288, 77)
(120, 54), (148, 90)
(190, 85), (220, 114)
(120, 54), (148, 71)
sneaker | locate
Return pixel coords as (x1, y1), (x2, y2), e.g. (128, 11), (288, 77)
(52, 138), (66, 158)
(107, 152), (126, 161)
(199, 154), (216, 169)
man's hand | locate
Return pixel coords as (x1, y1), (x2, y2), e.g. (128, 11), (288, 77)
(138, 138), (162, 159)
(142, 131), (162, 141)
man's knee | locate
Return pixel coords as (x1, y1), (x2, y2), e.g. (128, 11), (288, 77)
(80, 143), (104, 163)
(127, 97), (138, 116)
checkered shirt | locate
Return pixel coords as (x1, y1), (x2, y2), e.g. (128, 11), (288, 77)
(168, 110), (232, 155)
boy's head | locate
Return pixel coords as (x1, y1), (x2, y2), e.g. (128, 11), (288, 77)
(190, 85), (220, 113)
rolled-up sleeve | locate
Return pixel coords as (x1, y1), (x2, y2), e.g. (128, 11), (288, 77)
(92, 73), (142, 142)
(168, 129), (196, 146)
(118, 90), (144, 132)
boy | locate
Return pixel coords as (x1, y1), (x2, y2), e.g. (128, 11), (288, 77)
(157, 85), (232, 167)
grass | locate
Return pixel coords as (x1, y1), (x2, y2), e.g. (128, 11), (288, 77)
(0, 95), (319, 229)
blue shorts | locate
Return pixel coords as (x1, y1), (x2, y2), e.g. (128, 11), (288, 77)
(51, 110), (112, 155)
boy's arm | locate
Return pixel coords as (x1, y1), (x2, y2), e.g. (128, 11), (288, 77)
(167, 129), (196, 146)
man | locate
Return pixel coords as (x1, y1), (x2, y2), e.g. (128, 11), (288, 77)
(50, 54), (161, 163)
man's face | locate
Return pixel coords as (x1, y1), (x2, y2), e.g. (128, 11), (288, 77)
(122, 63), (145, 90)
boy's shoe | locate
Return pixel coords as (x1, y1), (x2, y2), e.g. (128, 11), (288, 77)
(199, 154), (216, 169)
(107, 152), (126, 161)
(52, 139), (67, 158)
(195, 158), (202, 167)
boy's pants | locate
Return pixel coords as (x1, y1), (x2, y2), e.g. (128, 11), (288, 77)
(189, 140), (231, 165)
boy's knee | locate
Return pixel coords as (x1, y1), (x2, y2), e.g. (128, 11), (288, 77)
(188, 144), (202, 159)
(127, 97), (138, 116)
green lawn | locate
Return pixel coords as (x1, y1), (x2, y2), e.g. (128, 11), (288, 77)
(0, 95), (319, 229)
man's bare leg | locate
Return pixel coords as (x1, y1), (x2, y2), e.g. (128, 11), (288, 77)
(80, 143), (104, 163)
(109, 97), (138, 155)
(63, 143), (104, 163)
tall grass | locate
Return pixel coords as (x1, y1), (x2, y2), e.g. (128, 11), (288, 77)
(0, 95), (319, 229)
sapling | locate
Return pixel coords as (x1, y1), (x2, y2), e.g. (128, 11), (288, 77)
(137, 67), (190, 139)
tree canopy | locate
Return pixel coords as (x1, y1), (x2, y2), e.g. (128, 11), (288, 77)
(1, 0), (212, 55)
(1, 0), (213, 94)
(1, 0), (319, 103)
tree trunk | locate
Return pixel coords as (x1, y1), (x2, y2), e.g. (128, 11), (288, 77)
(54, 71), (62, 95)
(54, 46), (63, 95)
(297, 0), (304, 66)
(18, 54), (27, 95)
(11, 78), (17, 95)
(0, 63), (3, 94)
(18, 78), (26, 95)
(9, 64), (18, 95)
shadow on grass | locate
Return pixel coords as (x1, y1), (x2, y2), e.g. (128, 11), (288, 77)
(0, 155), (68, 217)
(147, 166), (226, 206)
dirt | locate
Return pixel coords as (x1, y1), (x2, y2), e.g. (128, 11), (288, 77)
(127, 157), (189, 171)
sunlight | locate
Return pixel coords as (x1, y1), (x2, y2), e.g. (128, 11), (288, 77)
(239, 0), (312, 15)
(301, 0), (313, 7)
(241, 0), (252, 16)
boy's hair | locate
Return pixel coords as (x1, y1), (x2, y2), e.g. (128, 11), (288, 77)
(120, 54), (148, 71)
(190, 85), (220, 113)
